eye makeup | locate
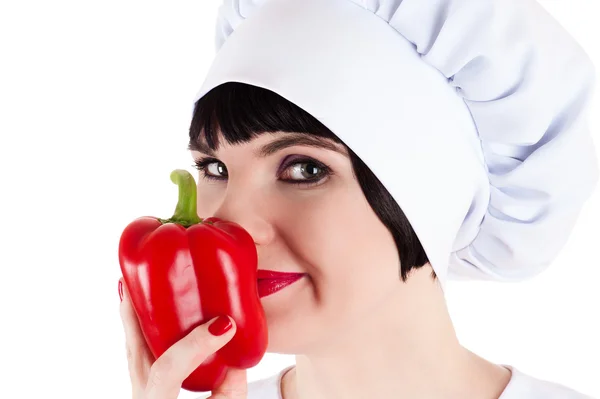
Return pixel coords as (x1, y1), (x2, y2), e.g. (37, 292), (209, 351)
(192, 154), (333, 188)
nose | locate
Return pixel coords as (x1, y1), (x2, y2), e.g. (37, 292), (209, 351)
(210, 187), (275, 247)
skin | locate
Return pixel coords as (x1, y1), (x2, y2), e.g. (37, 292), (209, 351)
(119, 129), (512, 398)
(190, 131), (512, 399)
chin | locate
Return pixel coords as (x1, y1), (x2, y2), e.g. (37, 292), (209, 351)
(262, 317), (309, 355)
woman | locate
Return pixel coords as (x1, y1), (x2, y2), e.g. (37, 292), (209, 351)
(119, 0), (598, 398)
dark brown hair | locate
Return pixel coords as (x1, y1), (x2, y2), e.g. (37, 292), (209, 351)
(189, 82), (430, 281)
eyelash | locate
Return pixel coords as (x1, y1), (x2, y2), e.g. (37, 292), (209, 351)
(192, 156), (332, 188)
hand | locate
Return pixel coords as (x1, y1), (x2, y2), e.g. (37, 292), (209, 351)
(119, 278), (248, 399)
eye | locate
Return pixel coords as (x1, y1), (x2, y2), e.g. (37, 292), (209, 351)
(192, 156), (332, 188)
(193, 157), (228, 181)
(279, 159), (331, 187)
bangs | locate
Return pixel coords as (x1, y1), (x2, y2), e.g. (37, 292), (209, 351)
(188, 82), (342, 152)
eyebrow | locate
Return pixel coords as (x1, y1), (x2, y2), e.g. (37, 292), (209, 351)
(187, 133), (348, 158)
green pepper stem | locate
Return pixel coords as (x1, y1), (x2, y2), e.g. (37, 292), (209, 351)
(158, 169), (202, 227)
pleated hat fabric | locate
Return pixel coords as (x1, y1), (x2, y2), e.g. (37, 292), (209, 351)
(192, 0), (598, 287)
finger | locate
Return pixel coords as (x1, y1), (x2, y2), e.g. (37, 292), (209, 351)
(119, 279), (145, 339)
(209, 367), (248, 399)
(145, 315), (237, 399)
(119, 278), (153, 393)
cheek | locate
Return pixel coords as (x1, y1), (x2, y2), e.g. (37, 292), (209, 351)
(265, 183), (402, 353)
(286, 186), (400, 316)
(196, 182), (224, 217)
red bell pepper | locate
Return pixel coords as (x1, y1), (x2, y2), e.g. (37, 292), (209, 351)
(118, 169), (268, 392)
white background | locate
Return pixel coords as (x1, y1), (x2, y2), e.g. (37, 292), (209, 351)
(0, 1), (598, 398)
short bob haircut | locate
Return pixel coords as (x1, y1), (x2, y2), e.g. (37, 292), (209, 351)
(188, 82), (431, 281)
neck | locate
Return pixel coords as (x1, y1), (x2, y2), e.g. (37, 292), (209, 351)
(282, 266), (511, 399)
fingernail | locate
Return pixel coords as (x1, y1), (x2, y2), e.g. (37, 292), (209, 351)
(118, 280), (123, 302)
(208, 315), (233, 336)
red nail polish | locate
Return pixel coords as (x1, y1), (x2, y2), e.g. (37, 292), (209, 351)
(118, 280), (123, 302)
(208, 315), (232, 336)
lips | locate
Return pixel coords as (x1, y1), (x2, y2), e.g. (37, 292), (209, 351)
(257, 270), (305, 298)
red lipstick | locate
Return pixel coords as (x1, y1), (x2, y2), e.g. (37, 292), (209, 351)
(257, 270), (305, 298)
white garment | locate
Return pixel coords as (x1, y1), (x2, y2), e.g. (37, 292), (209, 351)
(194, 365), (594, 398)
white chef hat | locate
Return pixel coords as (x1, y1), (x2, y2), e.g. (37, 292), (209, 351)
(192, 0), (598, 287)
